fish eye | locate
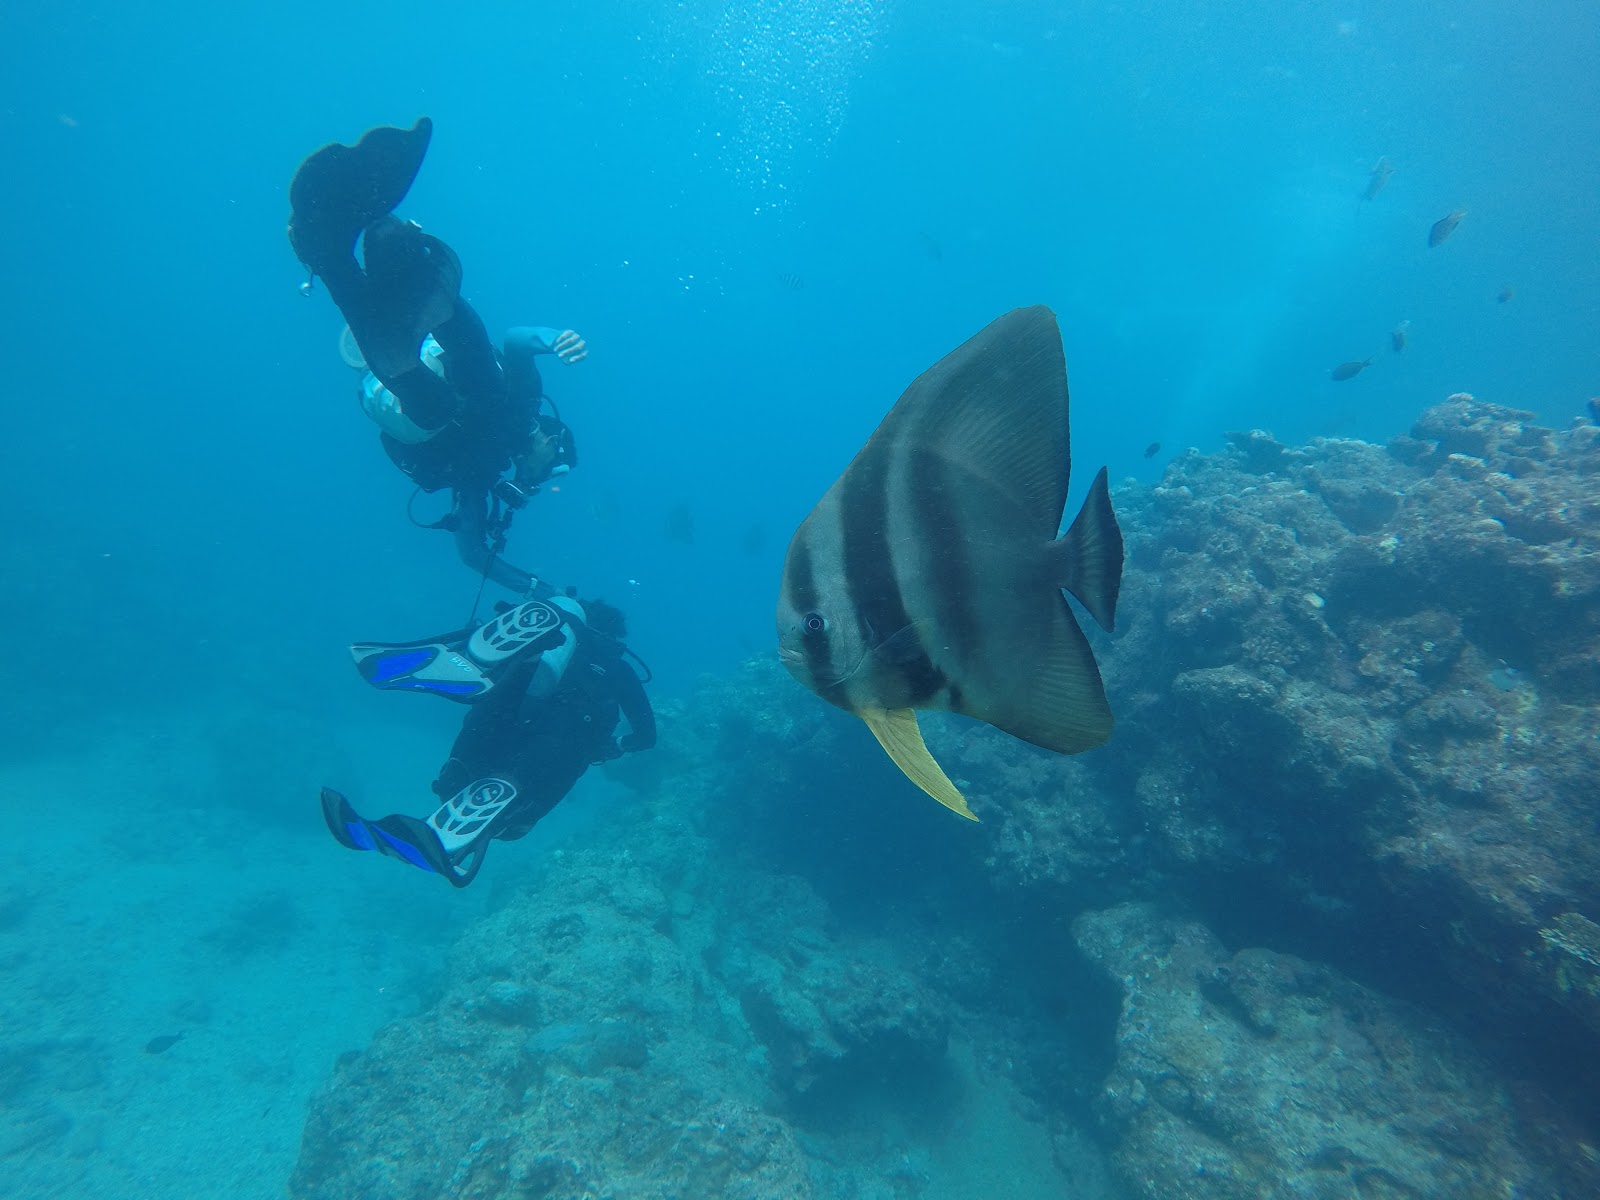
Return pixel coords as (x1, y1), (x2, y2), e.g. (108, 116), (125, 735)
(802, 612), (828, 635)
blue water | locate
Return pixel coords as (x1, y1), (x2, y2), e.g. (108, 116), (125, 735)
(3, 2), (1598, 1197)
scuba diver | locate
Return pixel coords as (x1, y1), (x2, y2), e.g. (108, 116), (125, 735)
(287, 117), (585, 595)
(322, 593), (656, 887)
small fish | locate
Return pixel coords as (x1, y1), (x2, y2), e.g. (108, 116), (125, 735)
(776, 271), (806, 291)
(1362, 156), (1395, 201)
(1330, 359), (1373, 382)
(145, 1032), (184, 1055)
(1487, 664), (1525, 692)
(1496, 284), (1515, 304)
(777, 306), (1123, 820)
(1391, 321), (1410, 353)
(1142, 441), (1161, 459)
(1428, 209), (1467, 247)
(664, 504), (695, 545)
(918, 231), (943, 261)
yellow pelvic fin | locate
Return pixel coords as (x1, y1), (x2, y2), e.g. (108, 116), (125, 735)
(858, 708), (977, 821)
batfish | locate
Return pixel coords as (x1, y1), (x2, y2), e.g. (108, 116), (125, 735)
(776, 306), (1123, 819)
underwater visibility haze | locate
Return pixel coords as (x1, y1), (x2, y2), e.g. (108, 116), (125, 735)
(3, 1), (1600, 1197)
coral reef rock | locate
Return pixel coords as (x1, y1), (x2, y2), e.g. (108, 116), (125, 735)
(289, 826), (815, 1200)
(1075, 902), (1576, 1200)
(1057, 400), (1600, 1040)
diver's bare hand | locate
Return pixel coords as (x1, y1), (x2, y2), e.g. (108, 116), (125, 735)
(554, 330), (588, 363)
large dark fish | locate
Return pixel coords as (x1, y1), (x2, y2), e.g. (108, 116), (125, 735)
(776, 306), (1123, 819)
(1429, 209), (1467, 247)
(1363, 156), (1395, 201)
(1391, 320), (1410, 353)
(1330, 358), (1373, 381)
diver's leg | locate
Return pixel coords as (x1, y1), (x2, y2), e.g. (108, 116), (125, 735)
(487, 726), (588, 841)
(381, 361), (459, 431)
(288, 119), (433, 339)
(430, 297), (506, 407)
(451, 490), (537, 594)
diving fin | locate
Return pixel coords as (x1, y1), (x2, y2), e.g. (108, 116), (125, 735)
(350, 640), (491, 701)
(288, 117), (433, 278)
(320, 788), (484, 888)
(858, 707), (977, 821)
(425, 778), (518, 854)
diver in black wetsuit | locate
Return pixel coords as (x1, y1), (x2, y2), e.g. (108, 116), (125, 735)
(321, 594), (656, 888)
(287, 117), (586, 595)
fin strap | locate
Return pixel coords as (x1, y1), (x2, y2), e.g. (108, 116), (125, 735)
(858, 708), (977, 821)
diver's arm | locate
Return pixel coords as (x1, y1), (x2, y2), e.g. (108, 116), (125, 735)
(451, 492), (543, 596)
(504, 326), (588, 364)
(612, 664), (657, 753)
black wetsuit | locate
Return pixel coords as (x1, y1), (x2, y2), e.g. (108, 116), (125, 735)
(288, 118), (562, 595)
(432, 625), (656, 841)
(374, 316), (556, 594)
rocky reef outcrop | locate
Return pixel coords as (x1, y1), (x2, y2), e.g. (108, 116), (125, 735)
(1075, 902), (1576, 1200)
(1093, 400), (1600, 1041)
(290, 819), (814, 1200)
(287, 803), (1094, 1200)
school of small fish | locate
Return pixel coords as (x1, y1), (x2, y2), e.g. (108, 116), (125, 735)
(1327, 162), (1510, 386)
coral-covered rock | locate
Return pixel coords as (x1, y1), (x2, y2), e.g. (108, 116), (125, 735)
(1056, 400), (1600, 1045)
(733, 938), (950, 1102)
(289, 829), (815, 1200)
(1074, 903), (1589, 1199)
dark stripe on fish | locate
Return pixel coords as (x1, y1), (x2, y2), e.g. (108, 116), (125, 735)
(841, 439), (947, 707)
(785, 536), (820, 616)
(785, 536), (837, 696)
(906, 446), (981, 688)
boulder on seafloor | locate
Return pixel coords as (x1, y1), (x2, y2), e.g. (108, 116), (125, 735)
(287, 805), (999, 1200)
(288, 828), (816, 1200)
(1074, 903), (1594, 1199)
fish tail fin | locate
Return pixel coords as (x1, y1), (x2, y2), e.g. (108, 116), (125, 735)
(1050, 466), (1123, 632)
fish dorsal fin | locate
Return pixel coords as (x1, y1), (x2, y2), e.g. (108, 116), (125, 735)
(866, 305), (1070, 539)
(858, 708), (977, 821)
